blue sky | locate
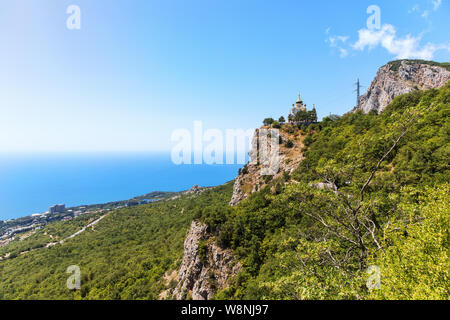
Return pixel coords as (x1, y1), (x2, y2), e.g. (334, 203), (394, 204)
(0, 0), (449, 152)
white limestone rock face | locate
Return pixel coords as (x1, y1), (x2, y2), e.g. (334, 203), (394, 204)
(229, 128), (304, 206)
(229, 131), (259, 206)
(172, 221), (241, 300)
(355, 60), (450, 114)
(310, 182), (338, 192)
(229, 173), (247, 207)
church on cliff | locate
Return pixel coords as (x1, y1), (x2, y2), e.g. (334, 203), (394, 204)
(288, 92), (318, 124)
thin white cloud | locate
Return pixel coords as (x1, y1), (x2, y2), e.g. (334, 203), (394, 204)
(337, 36), (349, 43)
(327, 36), (336, 46)
(432, 0), (442, 11)
(408, 4), (420, 14)
(325, 32), (350, 58)
(326, 2), (448, 60)
(352, 24), (449, 60)
(422, 10), (430, 18)
(410, 1), (442, 19)
(339, 48), (348, 58)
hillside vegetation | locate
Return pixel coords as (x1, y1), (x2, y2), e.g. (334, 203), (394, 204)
(0, 183), (233, 299)
(0, 83), (448, 300)
(388, 59), (450, 72)
(199, 82), (450, 299)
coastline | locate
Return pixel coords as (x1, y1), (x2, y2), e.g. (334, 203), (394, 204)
(0, 152), (244, 220)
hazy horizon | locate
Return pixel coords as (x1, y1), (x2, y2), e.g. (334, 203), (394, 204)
(1, 0), (449, 152)
(0, 152), (244, 220)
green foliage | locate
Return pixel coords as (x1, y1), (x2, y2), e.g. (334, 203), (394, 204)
(292, 84), (449, 189)
(294, 110), (308, 122)
(0, 182), (233, 299)
(1, 82), (449, 301)
(212, 84), (450, 299)
(370, 184), (449, 300)
(0, 211), (104, 258)
(272, 121), (281, 129)
(302, 134), (313, 147)
(321, 114), (341, 127)
(284, 140), (294, 148)
(198, 241), (208, 264)
(292, 109), (318, 123)
(263, 118), (274, 126)
(388, 59), (450, 72)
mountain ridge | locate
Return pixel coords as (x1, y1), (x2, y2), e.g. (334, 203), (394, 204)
(354, 59), (450, 114)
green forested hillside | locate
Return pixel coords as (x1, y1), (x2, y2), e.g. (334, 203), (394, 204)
(0, 183), (233, 299)
(0, 83), (448, 300)
(388, 59), (450, 71)
(199, 82), (450, 300)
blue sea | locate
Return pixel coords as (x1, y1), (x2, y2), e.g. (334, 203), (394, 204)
(0, 153), (244, 221)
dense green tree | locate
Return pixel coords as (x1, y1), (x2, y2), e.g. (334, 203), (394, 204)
(370, 184), (449, 300)
(263, 118), (274, 126)
(272, 121), (281, 129)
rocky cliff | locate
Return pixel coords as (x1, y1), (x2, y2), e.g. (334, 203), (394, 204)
(168, 59), (450, 301)
(229, 126), (305, 206)
(171, 221), (241, 300)
(168, 127), (306, 299)
(355, 60), (450, 114)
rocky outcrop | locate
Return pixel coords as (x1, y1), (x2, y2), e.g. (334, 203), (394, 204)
(229, 127), (305, 206)
(185, 185), (203, 194)
(169, 185), (209, 201)
(355, 60), (450, 114)
(229, 174), (247, 207)
(310, 182), (338, 192)
(172, 221), (241, 300)
(229, 132), (259, 206)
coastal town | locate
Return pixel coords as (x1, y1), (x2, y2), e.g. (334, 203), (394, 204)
(0, 190), (173, 248)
